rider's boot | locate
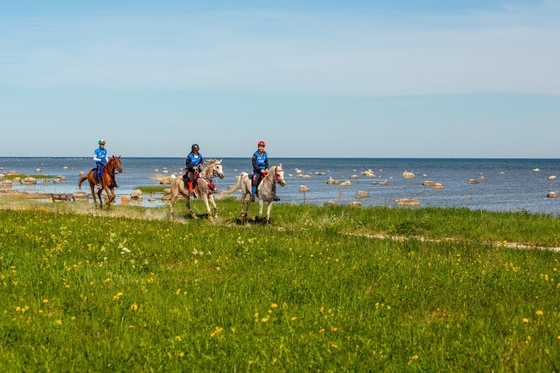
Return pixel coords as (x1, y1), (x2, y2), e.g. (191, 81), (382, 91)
(273, 195), (280, 202)
(188, 181), (194, 197)
(250, 186), (257, 202)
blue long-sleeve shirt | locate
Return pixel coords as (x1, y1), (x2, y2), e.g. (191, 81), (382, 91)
(93, 147), (108, 165)
(186, 152), (203, 171)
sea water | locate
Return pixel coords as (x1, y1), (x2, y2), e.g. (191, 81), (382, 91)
(1, 157), (559, 216)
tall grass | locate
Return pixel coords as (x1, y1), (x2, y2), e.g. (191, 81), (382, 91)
(0, 202), (559, 371)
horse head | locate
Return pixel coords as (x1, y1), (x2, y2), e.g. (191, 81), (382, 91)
(272, 164), (286, 187)
(201, 159), (224, 180)
(110, 155), (123, 173)
(212, 160), (225, 179)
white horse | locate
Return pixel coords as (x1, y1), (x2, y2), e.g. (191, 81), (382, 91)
(169, 159), (224, 219)
(221, 164), (286, 224)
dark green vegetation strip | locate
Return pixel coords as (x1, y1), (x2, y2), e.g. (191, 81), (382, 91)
(134, 185), (169, 193)
(0, 203), (559, 371)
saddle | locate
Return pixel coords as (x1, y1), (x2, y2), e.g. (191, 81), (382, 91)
(183, 171), (215, 196)
(93, 166), (105, 180)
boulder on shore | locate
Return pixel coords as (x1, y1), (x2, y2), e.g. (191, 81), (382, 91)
(347, 201), (362, 208)
(72, 191), (89, 201)
(23, 176), (37, 185)
(130, 189), (143, 200)
(395, 198), (420, 206)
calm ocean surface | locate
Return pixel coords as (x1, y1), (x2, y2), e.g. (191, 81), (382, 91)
(1, 157), (559, 216)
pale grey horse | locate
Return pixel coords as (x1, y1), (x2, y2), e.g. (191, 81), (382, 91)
(221, 164), (286, 224)
(169, 159), (224, 219)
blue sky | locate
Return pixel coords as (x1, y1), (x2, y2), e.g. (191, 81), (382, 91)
(1, 1), (559, 158)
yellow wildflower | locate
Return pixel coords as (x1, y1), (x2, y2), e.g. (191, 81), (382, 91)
(523, 318), (529, 323)
(536, 310), (544, 316)
(210, 326), (224, 337)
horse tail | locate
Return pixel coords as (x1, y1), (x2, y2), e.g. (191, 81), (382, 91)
(218, 172), (246, 198)
(78, 175), (88, 191)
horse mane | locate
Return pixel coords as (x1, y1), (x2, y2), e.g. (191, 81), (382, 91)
(201, 159), (221, 175)
(204, 159), (219, 167)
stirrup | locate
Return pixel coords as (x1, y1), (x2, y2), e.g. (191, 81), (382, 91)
(250, 195), (255, 202)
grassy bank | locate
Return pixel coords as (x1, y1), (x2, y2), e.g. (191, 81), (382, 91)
(0, 201), (559, 371)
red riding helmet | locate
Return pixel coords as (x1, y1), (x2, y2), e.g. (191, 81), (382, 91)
(258, 140), (266, 147)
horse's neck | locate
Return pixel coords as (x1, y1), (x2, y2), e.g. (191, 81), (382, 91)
(201, 162), (216, 178)
(201, 167), (212, 178)
(261, 170), (275, 188)
(105, 163), (114, 175)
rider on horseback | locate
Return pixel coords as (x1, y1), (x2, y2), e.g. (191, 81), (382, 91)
(93, 140), (108, 186)
(184, 144), (203, 197)
(251, 140), (280, 202)
(93, 139), (119, 188)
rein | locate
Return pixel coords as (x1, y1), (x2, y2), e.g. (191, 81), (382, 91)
(261, 167), (282, 196)
(199, 162), (222, 182)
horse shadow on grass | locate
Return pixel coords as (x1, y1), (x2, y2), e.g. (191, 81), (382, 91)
(170, 212), (214, 222)
(230, 216), (273, 226)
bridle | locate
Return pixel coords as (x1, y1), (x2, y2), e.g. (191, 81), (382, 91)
(261, 166), (284, 195)
(200, 162), (223, 182)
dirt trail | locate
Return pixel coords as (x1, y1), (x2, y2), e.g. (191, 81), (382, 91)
(346, 232), (560, 253)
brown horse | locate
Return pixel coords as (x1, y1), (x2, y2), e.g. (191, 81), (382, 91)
(78, 156), (123, 210)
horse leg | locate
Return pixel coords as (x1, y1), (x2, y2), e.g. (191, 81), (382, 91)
(239, 193), (248, 222)
(186, 196), (197, 219)
(266, 202), (273, 224)
(97, 187), (104, 210)
(109, 188), (116, 209)
(169, 192), (177, 217)
(258, 199), (264, 219)
(202, 195), (212, 216)
(208, 195), (218, 217)
(89, 181), (98, 209)
(103, 186), (113, 210)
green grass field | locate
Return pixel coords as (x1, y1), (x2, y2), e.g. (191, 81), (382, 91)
(0, 198), (559, 371)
